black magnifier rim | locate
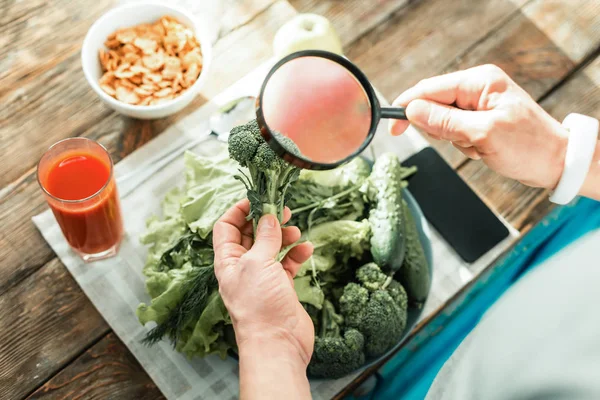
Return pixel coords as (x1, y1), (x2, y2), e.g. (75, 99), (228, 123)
(256, 50), (381, 170)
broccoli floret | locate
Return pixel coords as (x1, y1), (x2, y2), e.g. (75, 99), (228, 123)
(361, 290), (407, 357)
(307, 299), (366, 379)
(338, 283), (368, 328)
(386, 280), (408, 311)
(308, 329), (366, 379)
(252, 143), (277, 172)
(228, 119), (301, 232)
(356, 262), (389, 292)
(340, 263), (408, 358)
(228, 130), (260, 167)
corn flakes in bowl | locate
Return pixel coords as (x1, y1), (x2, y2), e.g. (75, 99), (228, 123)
(82, 2), (212, 119)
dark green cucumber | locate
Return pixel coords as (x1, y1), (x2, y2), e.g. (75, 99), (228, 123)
(396, 199), (430, 306)
(367, 153), (407, 272)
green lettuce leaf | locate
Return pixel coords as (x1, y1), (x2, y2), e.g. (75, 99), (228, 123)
(179, 291), (232, 358)
(181, 151), (246, 238)
(137, 261), (196, 323)
(140, 187), (188, 276)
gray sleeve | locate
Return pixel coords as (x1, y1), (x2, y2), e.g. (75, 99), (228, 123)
(425, 229), (600, 400)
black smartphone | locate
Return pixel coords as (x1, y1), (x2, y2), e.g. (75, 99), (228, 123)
(403, 147), (509, 263)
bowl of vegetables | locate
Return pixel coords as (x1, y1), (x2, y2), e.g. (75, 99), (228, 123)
(136, 119), (432, 379)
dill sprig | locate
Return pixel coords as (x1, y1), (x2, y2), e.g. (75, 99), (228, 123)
(142, 232), (219, 347)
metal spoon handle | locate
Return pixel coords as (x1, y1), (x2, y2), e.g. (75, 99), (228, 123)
(117, 131), (212, 198)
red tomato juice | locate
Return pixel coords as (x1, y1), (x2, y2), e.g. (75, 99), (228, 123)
(42, 152), (123, 255)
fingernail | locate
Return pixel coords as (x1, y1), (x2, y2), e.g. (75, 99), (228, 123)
(259, 215), (276, 230)
(406, 99), (431, 127)
(388, 118), (397, 135)
(389, 119), (409, 136)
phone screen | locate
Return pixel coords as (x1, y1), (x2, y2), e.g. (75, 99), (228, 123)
(403, 147), (509, 263)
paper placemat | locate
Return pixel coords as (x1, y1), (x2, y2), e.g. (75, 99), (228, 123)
(33, 60), (519, 400)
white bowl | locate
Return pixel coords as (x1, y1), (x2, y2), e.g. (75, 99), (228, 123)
(81, 2), (212, 119)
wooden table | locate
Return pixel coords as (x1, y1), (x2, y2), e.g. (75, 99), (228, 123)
(1, 0), (599, 398)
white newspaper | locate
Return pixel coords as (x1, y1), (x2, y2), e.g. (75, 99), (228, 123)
(33, 60), (518, 400)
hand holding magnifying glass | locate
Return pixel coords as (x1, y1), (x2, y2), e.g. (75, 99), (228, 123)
(256, 50), (407, 170)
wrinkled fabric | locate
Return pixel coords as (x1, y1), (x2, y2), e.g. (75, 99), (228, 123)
(426, 225), (600, 400)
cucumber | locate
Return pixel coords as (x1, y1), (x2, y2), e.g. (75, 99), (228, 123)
(396, 199), (430, 306)
(367, 153), (407, 272)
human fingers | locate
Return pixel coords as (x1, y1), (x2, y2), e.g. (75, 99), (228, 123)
(213, 228), (247, 277)
(389, 95), (411, 136)
(390, 70), (469, 136)
(213, 199), (250, 248)
(282, 225), (301, 248)
(406, 99), (489, 143)
(240, 221), (254, 250)
(282, 242), (314, 277)
(396, 65), (508, 111)
(213, 200), (251, 264)
(395, 70), (469, 107)
(389, 118), (410, 136)
(282, 207), (292, 225)
(250, 214), (283, 260)
(452, 142), (481, 160)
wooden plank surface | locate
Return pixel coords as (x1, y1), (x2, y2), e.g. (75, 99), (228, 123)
(28, 333), (163, 400)
(0, 0), (279, 187)
(345, 0), (531, 167)
(452, 0), (600, 231)
(0, 1), (407, 398)
(0, 0), (287, 296)
(0, 259), (109, 400)
(1, 0), (599, 399)
(289, 0), (411, 46)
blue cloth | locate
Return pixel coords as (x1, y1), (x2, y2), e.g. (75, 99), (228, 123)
(350, 197), (600, 400)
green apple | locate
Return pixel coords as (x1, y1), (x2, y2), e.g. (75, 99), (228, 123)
(273, 14), (343, 58)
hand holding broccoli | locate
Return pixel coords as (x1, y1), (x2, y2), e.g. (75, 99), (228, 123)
(213, 199), (314, 360)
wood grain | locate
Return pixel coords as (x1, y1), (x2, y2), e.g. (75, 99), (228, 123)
(218, 0), (276, 38)
(28, 333), (164, 400)
(0, 0), (116, 98)
(345, 0), (531, 167)
(0, 0), (277, 187)
(289, 0), (411, 46)
(2, 0), (600, 399)
(444, 5), (575, 100)
(0, 112), (143, 297)
(459, 54), (600, 231)
(541, 54), (600, 122)
(0, 258), (109, 400)
(0, 0), (290, 295)
(520, 0), (600, 63)
(201, 0), (296, 97)
(451, 0), (600, 225)
(1, 0), (411, 295)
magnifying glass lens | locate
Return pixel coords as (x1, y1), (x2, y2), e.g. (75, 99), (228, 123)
(261, 56), (372, 164)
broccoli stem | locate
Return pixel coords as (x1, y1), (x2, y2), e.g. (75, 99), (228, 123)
(262, 203), (278, 217)
(400, 166), (418, 180)
(382, 275), (393, 290)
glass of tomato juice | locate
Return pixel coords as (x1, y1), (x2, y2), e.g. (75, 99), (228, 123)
(37, 138), (124, 262)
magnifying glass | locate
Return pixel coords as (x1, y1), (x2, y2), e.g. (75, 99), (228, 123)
(256, 50), (408, 170)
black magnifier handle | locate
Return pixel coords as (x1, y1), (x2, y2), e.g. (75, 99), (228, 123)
(380, 107), (407, 120)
